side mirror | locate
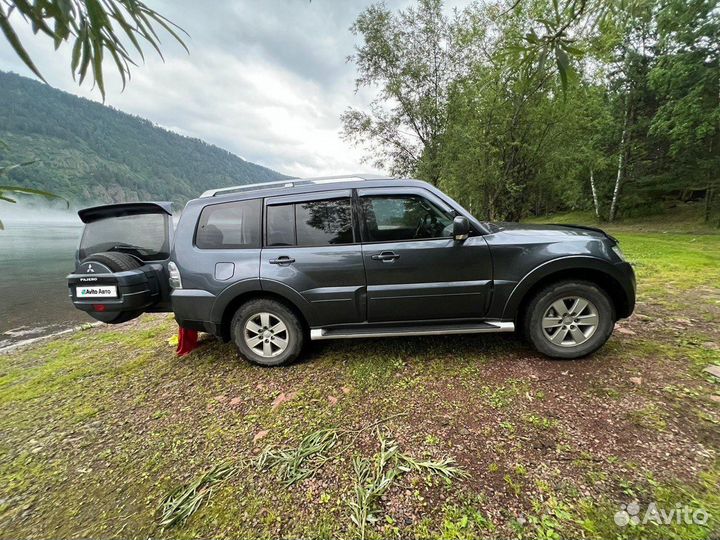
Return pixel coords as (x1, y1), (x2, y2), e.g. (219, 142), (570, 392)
(453, 216), (470, 241)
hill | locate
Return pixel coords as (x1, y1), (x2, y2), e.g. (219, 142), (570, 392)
(0, 71), (286, 206)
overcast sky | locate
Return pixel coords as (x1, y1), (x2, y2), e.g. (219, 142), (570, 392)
(0, 0), (443, 176)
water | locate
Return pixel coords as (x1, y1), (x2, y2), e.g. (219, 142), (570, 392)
(0, 218), (89, 348)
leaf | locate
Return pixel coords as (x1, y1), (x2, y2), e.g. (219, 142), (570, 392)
(0, 195), (17, 203)
(0, 185), (69, 207)
(70, 39), (82, 74)
(0, 160), (38, 176)
(146, 12), (190, 54)
(0, 5), (47, 83)
(78, 34), (92, 84)
(555, 46), (570, 93)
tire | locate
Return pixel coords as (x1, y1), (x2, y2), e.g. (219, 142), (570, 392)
(79, 251), (141, 272)
(524, 280), (615, 359)
(231, 298), (304, 367)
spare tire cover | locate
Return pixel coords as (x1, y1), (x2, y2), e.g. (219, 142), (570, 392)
(76, 251), (143, 324)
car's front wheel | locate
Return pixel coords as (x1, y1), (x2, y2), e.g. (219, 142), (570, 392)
(231, 298), (304, 367)
(524, 280), (615, 359)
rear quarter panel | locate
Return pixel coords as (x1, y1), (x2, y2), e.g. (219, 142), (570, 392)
(171, 203), (261, 326)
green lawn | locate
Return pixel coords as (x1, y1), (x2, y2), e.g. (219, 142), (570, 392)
(1, 218), (719, 539)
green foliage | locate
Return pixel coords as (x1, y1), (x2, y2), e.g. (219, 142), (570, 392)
(342, 0), (484, 184)
(345, 0), (720, 224)
(349, 429), (467, 540)
(0, 0), (187, 99)
(257, 427), (339, 486)
(159, 461), (237, 529)
(0, 71), (285, 206)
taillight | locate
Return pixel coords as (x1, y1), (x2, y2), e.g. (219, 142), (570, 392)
(168, 261), (183, 289)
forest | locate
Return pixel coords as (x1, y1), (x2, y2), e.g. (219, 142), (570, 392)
(0, 71), (284, 207)
(343, 0), (719, 224)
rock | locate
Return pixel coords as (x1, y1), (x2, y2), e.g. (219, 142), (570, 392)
(271, 391), (297, 410)
(629, 377), (643, 385)
(458, 427), (470, 436)
(253, 430), (269, 443)
(229, 397), (242, 406)
(703, 365), (720, 380)
(616, 327), (636, 335)
(702, 342), (719, 350)
(710, 395), (720, 403)
(328, 395), (338, 406)
(341, 386), (352, 394)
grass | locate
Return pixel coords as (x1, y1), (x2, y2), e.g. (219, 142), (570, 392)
(0, 211), (719, 538)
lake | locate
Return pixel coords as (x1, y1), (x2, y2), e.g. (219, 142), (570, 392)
(0, 218), (89, 349)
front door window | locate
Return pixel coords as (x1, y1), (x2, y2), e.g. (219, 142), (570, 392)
(359, 195), (454, 242)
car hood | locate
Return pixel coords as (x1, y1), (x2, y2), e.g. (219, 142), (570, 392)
(487, 222), (616, 242)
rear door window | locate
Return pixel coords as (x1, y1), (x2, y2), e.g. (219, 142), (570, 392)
(196, 199), (261, 249)
(295, 199), (353, 246)
(266, 204), (295, 246)
(266, 197), (354, 247)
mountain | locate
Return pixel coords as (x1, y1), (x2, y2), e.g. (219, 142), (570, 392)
(0, 71), (286, 206)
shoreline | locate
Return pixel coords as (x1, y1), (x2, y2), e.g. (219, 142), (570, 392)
(0, 321), (104, 355)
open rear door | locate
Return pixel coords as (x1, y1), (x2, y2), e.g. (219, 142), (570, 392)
(67, 202), (173, 324)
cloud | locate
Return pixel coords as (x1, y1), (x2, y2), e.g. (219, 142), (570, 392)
(0, 0), (417, 176)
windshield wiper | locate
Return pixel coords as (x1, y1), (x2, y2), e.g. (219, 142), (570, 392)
(109, 243), (150, 255)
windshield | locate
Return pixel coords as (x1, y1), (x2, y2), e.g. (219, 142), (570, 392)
(79, 213), (169, 261)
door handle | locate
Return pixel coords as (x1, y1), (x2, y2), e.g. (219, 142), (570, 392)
(371, 251), (400, 262)
(269, 256), (295, 265)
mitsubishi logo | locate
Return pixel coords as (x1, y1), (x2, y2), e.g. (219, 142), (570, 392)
(87, 264), (95, 273)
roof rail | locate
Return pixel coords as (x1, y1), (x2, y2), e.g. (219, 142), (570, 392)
(199, 173), (389, 198)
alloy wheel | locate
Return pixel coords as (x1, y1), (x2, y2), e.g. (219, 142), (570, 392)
(541, 296), (599, 347)
(244, 312), (289, 358)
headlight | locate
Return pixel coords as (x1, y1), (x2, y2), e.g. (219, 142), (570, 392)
(168, 261), (183, 289)
(611, 245), (626, 262)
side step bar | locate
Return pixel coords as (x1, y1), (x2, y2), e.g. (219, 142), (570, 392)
(310, 321), (514, 341)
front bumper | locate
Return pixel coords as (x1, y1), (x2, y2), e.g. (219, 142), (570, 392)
(614, 261), (636, 318)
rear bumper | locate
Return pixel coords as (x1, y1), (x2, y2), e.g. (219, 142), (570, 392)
(171, 289), (219, 334)
(68, 267), (162, 314)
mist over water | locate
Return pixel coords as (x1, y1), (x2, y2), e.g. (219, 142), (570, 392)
(0, 202), (88, 348)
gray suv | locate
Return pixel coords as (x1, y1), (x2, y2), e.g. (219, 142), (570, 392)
(67, 175), (636, 366)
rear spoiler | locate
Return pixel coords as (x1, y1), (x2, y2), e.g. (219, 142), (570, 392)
(550, 223), (619, 244)
(78, 202), (172, 224)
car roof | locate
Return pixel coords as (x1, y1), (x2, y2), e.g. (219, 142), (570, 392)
(186, 175), (435, 208)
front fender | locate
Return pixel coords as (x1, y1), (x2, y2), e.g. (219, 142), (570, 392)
(500, 256), (636, 320)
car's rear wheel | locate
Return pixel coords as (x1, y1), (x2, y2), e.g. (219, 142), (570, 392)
(524, 280), (615, 359)
(231, 298), (304, 367)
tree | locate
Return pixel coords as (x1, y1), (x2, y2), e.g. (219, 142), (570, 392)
(0, 0), (188, 99)
(649, 0), (720, 223)
(341, 0), (482, 185)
